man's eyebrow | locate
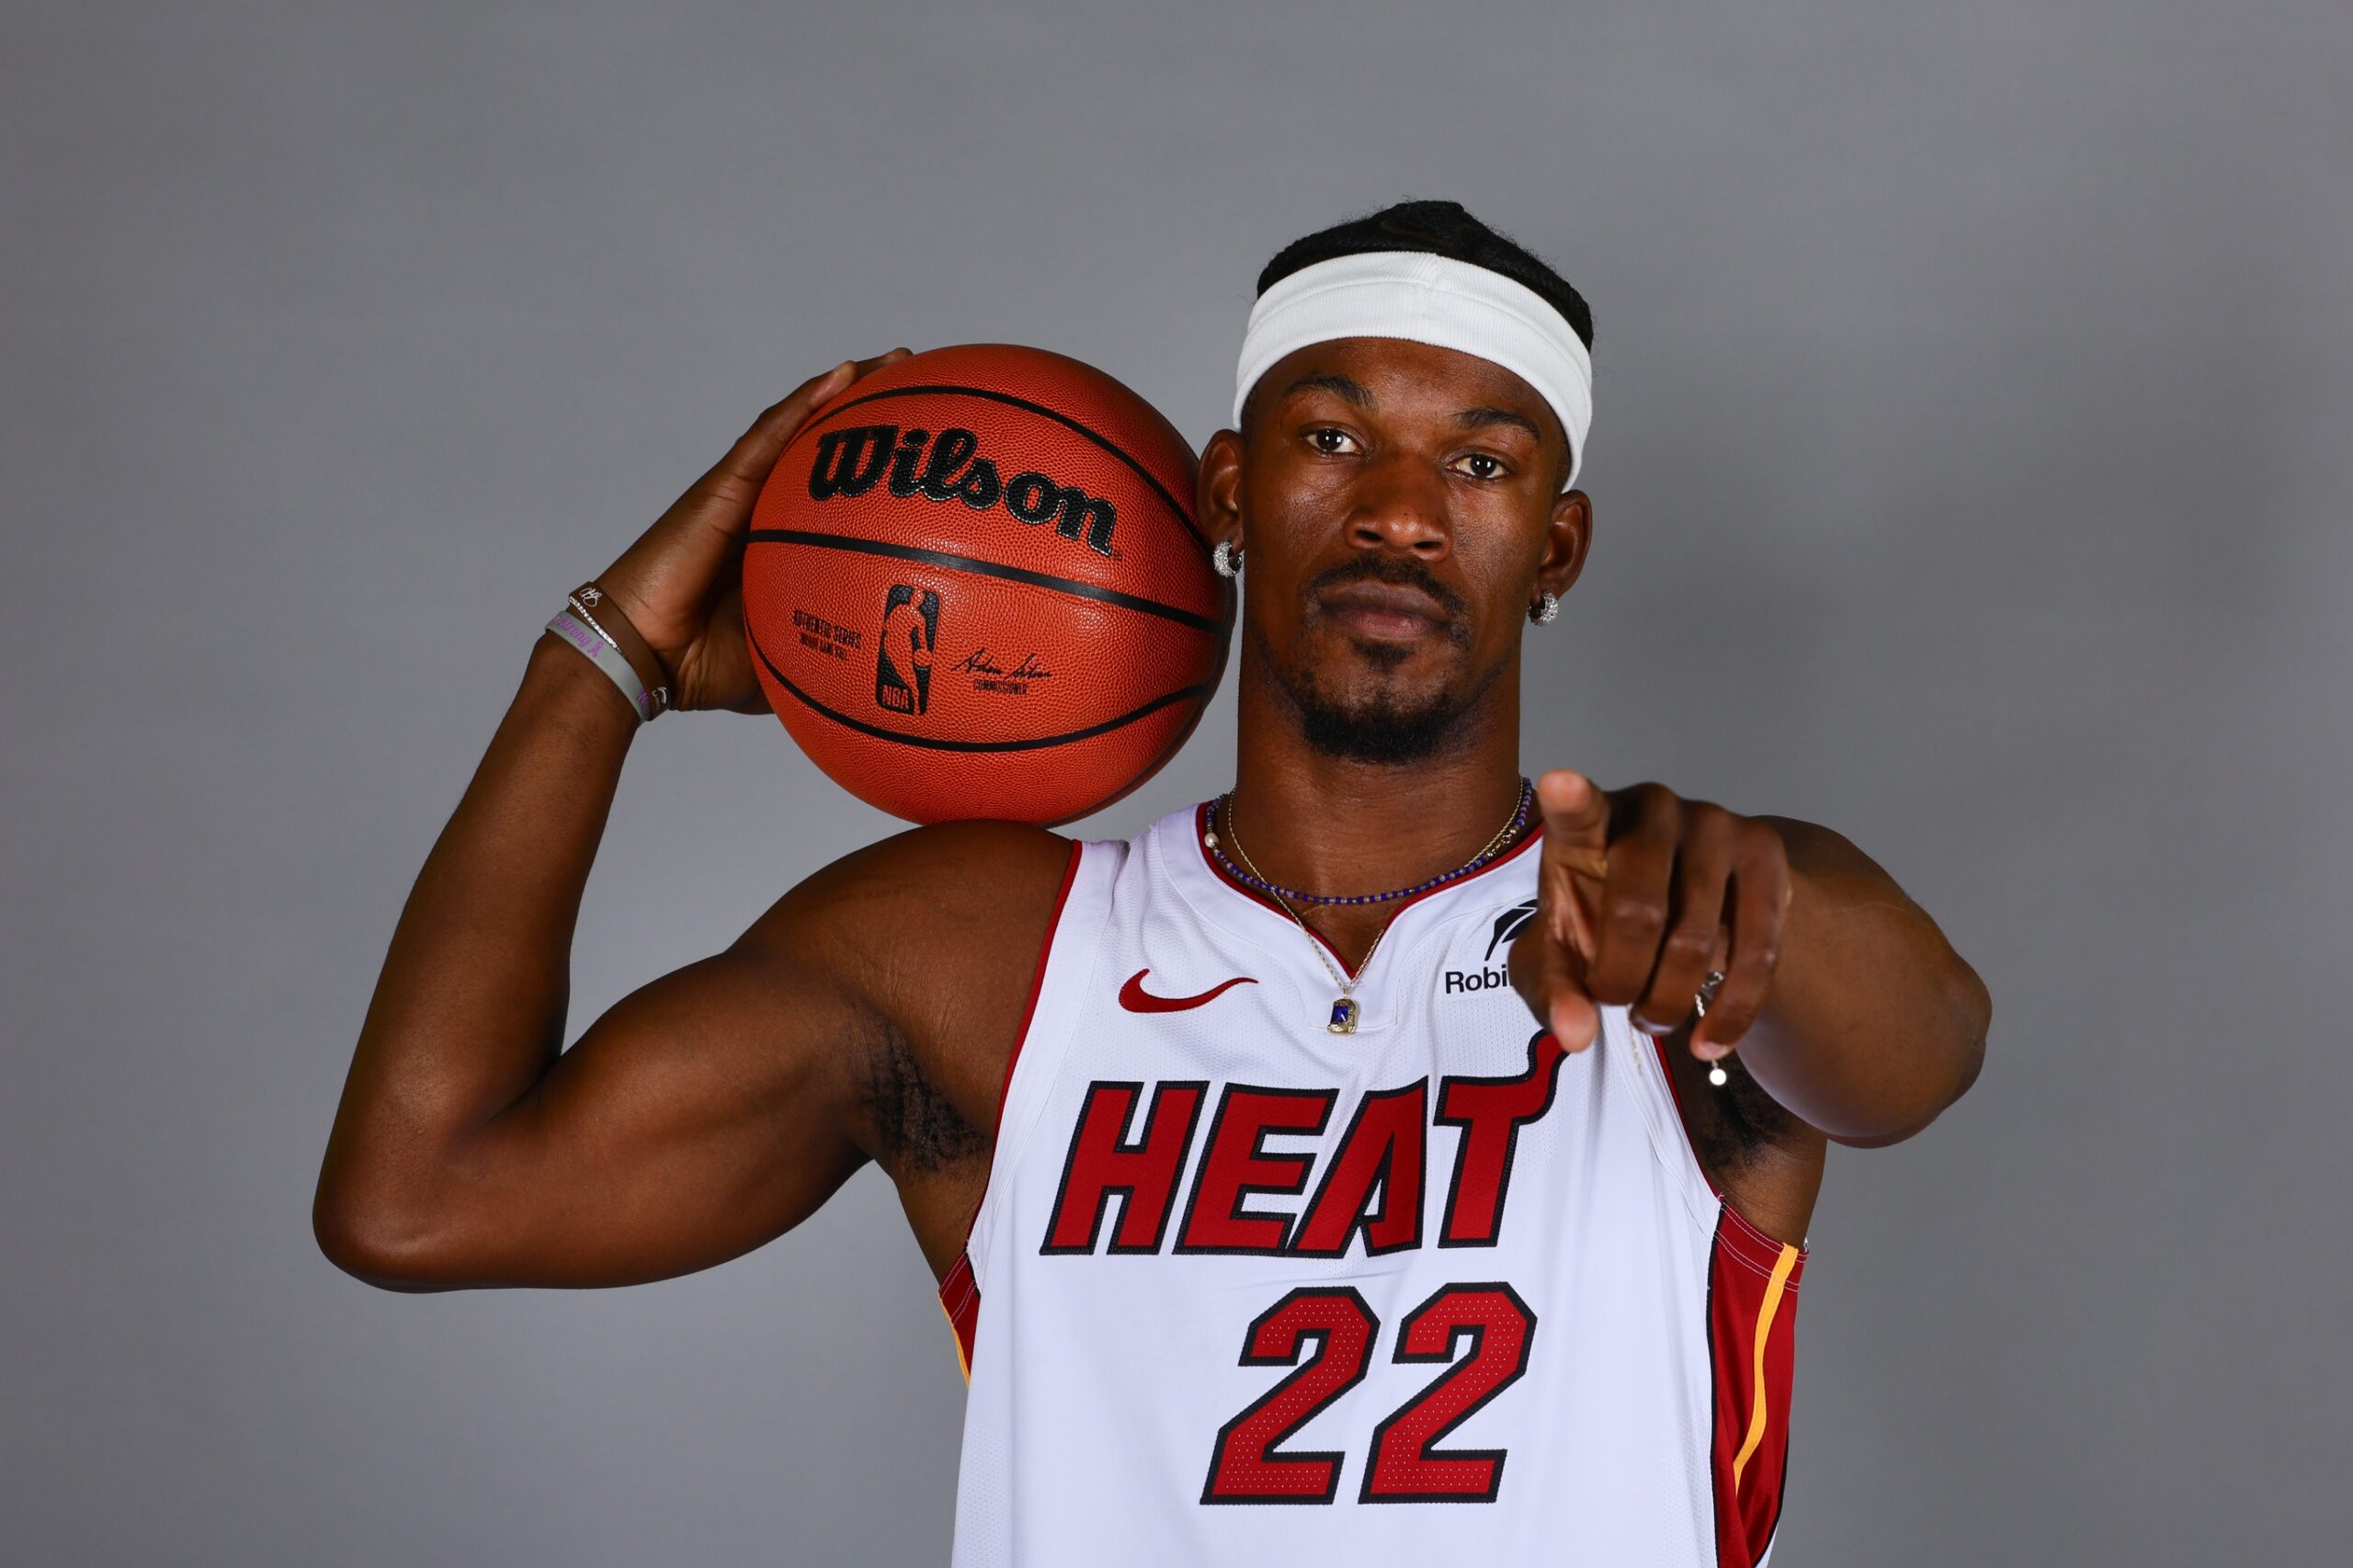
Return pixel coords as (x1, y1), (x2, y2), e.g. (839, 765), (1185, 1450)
(1453, 405), (1544, 441)
(1279, 371), (1374, 407)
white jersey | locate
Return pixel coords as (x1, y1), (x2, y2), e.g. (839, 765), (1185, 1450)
(938, 803), (1806, 1567)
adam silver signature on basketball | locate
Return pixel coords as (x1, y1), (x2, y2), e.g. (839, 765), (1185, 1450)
(316, 200), (1990, 1565)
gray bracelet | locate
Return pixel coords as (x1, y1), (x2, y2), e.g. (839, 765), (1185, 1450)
(545, 607), (664, 723)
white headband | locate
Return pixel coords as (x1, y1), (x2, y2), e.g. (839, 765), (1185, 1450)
(1233, 250), (1594, 490)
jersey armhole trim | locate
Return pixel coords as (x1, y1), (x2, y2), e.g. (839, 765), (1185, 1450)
(1640, 1025), (1820, 1257)
(1647, 1028), (1715, 1192)
(959, 836), (1085, 1251)
(1643, 1025), (1818, 1260)
(938, 838), (1086, 1383)
(995, 838), (1086, 1145)
(1621, 1017), (1726, 1233)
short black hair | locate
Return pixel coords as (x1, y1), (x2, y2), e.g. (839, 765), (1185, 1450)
(1257, 199), (1593, 352)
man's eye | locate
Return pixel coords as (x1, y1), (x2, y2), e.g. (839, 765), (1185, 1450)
(1454, 453), (1507, 480)
(1307, 428), (1358, 455)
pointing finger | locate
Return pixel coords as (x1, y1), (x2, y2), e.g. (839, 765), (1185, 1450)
(1534, 769), (1609, 959)
(1509, 912), (1600, 1052)
(1535, 768), (1609, 852)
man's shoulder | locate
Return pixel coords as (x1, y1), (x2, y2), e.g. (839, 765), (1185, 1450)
(869, 817), (1080, 887)
(727, 800), (1208, 1007)
(856, 800), (1195, 897)
(741, 819), (1077, 969)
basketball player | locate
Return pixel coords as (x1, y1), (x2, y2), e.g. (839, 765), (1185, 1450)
(315, 201), (1988, 1565)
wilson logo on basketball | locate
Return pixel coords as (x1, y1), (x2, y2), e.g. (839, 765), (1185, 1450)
(807, 425), (1119, 557)
(874, 584), (938, 717)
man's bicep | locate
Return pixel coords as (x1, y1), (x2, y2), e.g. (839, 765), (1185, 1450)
(422, 945), (874, 1290)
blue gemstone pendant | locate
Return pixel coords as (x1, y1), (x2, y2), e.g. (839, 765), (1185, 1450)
(1327, 997), (1360, 1035)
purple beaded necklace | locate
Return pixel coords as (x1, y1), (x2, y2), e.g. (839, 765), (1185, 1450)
(1202, 778), (1536, 907)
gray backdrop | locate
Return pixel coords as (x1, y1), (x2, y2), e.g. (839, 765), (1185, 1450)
(6, 2), (2347, 1562)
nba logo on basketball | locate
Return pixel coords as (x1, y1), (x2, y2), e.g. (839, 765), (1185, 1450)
(875, 585), (939, 716)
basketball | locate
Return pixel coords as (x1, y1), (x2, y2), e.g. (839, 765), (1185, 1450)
(742, 344), (1232, 826)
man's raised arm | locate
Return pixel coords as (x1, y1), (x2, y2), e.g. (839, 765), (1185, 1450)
(312, 354), (1067, 1290)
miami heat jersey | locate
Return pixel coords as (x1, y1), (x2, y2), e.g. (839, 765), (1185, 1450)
(938, 802), (1806, 1566)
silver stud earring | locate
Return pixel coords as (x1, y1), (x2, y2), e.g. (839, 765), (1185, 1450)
(1528, 591), (1560, 625)
(1211, 540), (1243, 579)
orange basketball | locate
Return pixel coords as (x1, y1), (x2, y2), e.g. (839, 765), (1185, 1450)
(742, 344), (1232, 826)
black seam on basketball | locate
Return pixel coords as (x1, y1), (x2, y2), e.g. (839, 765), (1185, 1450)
(752, 625), (1217, 753)
(748, 529), (1225, 634)
(1049, 598), (1232, 823)
(1053, 676), (1212, 824)
(801, 383), (1206, 552)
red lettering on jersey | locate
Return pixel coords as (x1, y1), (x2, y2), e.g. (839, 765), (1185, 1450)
(1176, 1085), (1336, 1254)
(1361, 1283), (1538, 1502)
(1289, 1080), (1429, 1257)
(1434, 1032), (1566, 1247)
(1201, 1287), (1380, 1505)
(1040, 1080), (1208, 1255)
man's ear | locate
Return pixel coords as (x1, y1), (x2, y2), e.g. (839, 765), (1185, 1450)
(1538, 489), (1593, 600)
(1197, 427), (1245, 551)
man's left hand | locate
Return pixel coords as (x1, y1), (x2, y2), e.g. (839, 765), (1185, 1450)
(1508, 769), (1793, 1059)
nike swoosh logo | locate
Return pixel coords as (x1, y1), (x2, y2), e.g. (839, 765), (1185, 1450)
(1118, 968), (1257, 1013)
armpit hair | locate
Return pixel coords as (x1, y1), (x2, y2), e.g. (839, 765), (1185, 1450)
(1686, 1050), (1804, 1174)
(854, 1013), (983, 1175)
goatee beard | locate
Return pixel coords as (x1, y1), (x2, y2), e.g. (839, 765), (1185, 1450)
(1259, 554), (1501, 764)
(1287, 671), (1476, 764)
(1255, 636), (1514, 767)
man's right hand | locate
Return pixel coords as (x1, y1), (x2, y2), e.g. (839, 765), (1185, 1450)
(595, 349), (914, 714)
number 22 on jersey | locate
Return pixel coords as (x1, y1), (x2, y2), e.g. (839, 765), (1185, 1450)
(1203, 1282), (1538, 1506)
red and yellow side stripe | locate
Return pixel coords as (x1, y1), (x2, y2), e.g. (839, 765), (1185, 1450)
(1707, 1205), (1806, 1568)
(938, 1251), (981, 1384)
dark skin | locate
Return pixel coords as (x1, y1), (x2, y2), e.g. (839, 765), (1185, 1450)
(314, 340), (1989, 1295)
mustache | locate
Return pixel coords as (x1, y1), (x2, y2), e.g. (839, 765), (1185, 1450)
(1302, 555), (1472, 629)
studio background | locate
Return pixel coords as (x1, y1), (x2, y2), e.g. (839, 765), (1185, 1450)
(6, 3), (2346, 1562)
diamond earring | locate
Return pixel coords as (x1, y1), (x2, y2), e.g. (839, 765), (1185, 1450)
(1211, 540), (1243, 579)
(1528, 591), (1560, 625)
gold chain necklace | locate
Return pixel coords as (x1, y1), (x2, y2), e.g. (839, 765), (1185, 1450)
(1217, 789), (1531, 1035)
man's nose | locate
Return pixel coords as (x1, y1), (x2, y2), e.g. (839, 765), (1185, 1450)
(1346, 457), (1453, 561)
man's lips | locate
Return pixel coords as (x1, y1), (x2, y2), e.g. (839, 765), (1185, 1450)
(1319, 582), (1451, 640)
